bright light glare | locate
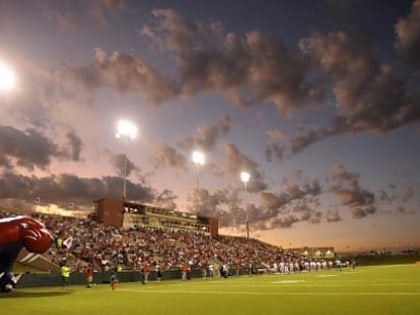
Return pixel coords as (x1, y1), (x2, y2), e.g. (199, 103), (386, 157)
(116, 120), (138, 139)
(192, 151), (205, 165)
(0, 62), (16, 91)
(240, 171), (250, 183)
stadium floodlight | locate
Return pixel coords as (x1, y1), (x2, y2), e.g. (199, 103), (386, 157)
(240, 171), (251, 239)
(192, 151), (205, 212)
(116, 119), (138, 200)
(0, 61), (16, 92)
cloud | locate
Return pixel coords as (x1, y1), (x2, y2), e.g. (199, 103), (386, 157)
(285, 183), (306, 200)
(395, 0), (420, 68)
(56, 12), (83, 33)
(266, 128), (288, 141)
(264, 143), (286, 162)
(264, 128), (288, 162)
(260, 191), (289, 211)
(148, 142), (188, 171)
(288, 126), (325, 155)
(401, 187), (414, 202)
(59, 8), (419, 166)
(334, 189), (375, 212)
(179, 115), (232, 151)
(142, 9), (314, 112)
(395, 206), (416, 215)
(286, 199), (322, 225)
(0, 125), (79, 170)
(146, 115), (232, 175)
(101, 0), (126, 12)
(271, 215), (300, 228)
(378, 189), (395, 204)
(0, 171), (155, 207)
(222, 143), (267, 192)
(254, 178), (323, 228)
(330, 164), (376, 218)
(193, 188), (229, 217)
(64, 131), (83, 161)
(62, 48), (177, 105)
(153, 189), (178, 210)
(109, 153), (139, 177)
(331, 164), (359, 188)
(211, 188), (243, 227)
(268, 30), (420, 160)
(326, 208), (342, 222)
(35, 0), (125, 33)
(89, 0), (126, 28)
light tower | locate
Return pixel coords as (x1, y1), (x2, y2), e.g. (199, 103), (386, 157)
(192, 151), (205, 212)
(116, 119), (138, 200)
(240, 171), (251, 239)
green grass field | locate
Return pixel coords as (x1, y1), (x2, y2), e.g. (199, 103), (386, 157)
(1, 264), (419, 315)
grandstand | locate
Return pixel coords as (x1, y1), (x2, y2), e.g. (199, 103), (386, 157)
(1, 201), (344, 289)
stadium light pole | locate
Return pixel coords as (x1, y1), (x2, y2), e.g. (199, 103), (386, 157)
(116, 119), (138, 201)
(192, 150), (205, 213)
(240, 171), (251, 239)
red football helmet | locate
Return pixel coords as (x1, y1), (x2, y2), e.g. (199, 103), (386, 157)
(19, 217), (53, 253)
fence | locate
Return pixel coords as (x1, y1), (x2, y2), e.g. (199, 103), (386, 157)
(17, 268), (209, 288)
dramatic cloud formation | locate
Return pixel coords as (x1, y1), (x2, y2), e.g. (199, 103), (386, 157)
(140, 9), (317, 112)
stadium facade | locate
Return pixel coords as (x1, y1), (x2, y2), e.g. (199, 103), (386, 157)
(93, 198), (219, 238)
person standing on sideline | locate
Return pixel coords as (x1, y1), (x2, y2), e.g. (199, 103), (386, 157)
(110, 274), (117, 291)
(86, 264), (94, 288)
(60, 262), (71, 290)
(235, 263), (241, 276)
(140, 264), (146, 284)
(154, 262), (162, 283)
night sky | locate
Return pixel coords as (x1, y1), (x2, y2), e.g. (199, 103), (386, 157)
(0, 0), (419, 251)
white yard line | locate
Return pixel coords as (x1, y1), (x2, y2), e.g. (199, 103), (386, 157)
(117, 288), (420, 296)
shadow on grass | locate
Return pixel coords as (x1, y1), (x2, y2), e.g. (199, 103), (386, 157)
(0, 289), (72, 298)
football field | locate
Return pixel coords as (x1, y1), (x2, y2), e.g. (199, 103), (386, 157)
(1, 264), (419, 315)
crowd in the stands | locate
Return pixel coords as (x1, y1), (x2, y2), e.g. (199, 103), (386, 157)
(1, 210), (337, 275)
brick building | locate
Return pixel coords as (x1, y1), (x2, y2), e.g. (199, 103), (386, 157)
(94, 198), (219, 238)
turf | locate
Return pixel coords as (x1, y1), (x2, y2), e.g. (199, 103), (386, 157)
(1, 264), (419, 315)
